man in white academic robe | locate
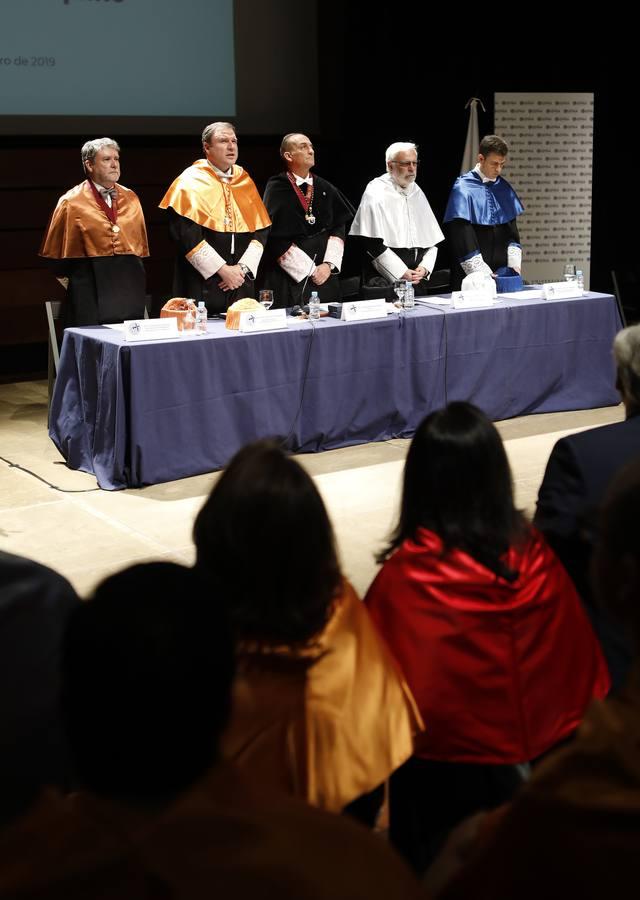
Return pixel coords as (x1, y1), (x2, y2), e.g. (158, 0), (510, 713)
(349, 141), (444, 296)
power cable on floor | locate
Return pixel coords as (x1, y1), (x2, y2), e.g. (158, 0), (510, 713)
(0, 456), (100, 493)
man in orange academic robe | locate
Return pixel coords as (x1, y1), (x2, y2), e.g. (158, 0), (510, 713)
(159, 122), (271, 315)
(40, 137), (149, 327)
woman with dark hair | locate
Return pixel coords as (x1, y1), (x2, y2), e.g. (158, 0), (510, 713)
(193, 440), (422, 819)
(364, 402), (610, 872)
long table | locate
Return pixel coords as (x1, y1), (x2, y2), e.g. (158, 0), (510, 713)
(49, 292), (622, 490)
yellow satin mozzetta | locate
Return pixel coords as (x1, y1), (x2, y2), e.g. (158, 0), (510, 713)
(159, 159), (271, 233)
(39, 181), (149, 260)
(221, 581), (424, 812)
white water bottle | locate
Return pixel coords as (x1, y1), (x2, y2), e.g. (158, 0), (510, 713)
(195, 301), (208, 334)
(575, 270), (584, 294)
(309, 291), (321, 320)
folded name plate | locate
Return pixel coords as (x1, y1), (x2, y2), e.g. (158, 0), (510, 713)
(452, 289), (497, 309)
(341, 297), (387, 321)
(542, 282), (584, 300)
(124, 318), (179, 342)
(239, 308), (287, 333)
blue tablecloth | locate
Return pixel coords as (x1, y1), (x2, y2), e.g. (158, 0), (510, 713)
(49, 292), (622, 489)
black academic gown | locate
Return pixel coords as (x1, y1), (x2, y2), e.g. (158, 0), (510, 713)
(50, 256), (146, 328)
(167, 208), (269, 314)
(259, 173), (354, 308)
(446, 219), (521, 291)
(354, 238), (436, 299)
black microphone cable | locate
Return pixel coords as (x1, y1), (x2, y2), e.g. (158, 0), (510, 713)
(281, 253), (319, 446)
(0, 456), (100, 492)
(413, 303), (450, 407)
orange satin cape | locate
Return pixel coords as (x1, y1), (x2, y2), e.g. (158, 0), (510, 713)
(39, 181), (149, 260)
(158, 159), (271, 233)
(220, 581), (423, 813)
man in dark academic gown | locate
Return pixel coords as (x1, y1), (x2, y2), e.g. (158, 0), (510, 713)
(39, 138), (149, 327)
(259, 133), (354, 308)
(159, 122), (271, 315)
(444, 134), (524, 290)
(349, 141), (444, 297)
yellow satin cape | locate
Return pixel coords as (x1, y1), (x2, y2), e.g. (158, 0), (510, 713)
(159, 159), (271, 233)
(39, 181), (149, 260)
(221, 581), (424, 812)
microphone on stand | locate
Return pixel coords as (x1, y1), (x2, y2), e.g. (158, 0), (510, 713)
(291, 253), (318, 316)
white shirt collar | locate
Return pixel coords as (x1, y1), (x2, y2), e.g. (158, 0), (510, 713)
(92, 181), (116, 205)
(474, 163), (498, 184)
(294, 174), (313, 186)
(207, 160), (233, 180)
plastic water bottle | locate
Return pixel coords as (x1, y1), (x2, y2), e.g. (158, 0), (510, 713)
(575, 270), (584, 294)
(404, 280), (415, 309)
(195, 301), (208, 334)
(308, 291), (321, 320)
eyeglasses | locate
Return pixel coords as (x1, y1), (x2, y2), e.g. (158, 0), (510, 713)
(391, 160), (419, 168)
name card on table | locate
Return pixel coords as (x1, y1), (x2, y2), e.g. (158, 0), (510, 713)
(452, 289), (497, 309)
(542, 282), (585, 301)
(123, 318), (179, 342)
(341, 298), (387, 322)
(239, 308), (287, 333)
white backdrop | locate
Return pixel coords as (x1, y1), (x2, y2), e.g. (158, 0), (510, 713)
(495, 92), (593, 288)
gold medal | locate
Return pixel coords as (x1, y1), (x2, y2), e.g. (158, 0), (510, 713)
(112, 224), (120, 234)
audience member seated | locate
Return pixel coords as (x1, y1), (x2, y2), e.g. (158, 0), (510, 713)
(193, 440), (423, 821)
(0, 549), (80, 826)
(364, 402), (610, 874)
(0, 561), (425, 899)
(432, 457), (640, 899)
(534, 323), (640, 690)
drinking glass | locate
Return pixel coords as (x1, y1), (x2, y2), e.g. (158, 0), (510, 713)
(258, 289), (274, 310)
(393, 281), (406, 306)
(563, 264), (576, 282)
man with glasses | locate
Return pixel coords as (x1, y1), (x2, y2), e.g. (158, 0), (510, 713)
(444, 134), (524, 290)
(349, 141), (444, 296)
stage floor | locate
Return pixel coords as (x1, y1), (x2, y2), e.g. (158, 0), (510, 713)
(0, 377), (624, 598)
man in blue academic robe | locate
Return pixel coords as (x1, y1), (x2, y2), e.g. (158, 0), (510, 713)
(444, 134), (524, 290)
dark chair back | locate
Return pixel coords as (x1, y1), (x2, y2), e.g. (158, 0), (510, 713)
(610, 268), (640, 327)
(422, 268), (450, 295)
(360, 268), (451, 302)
